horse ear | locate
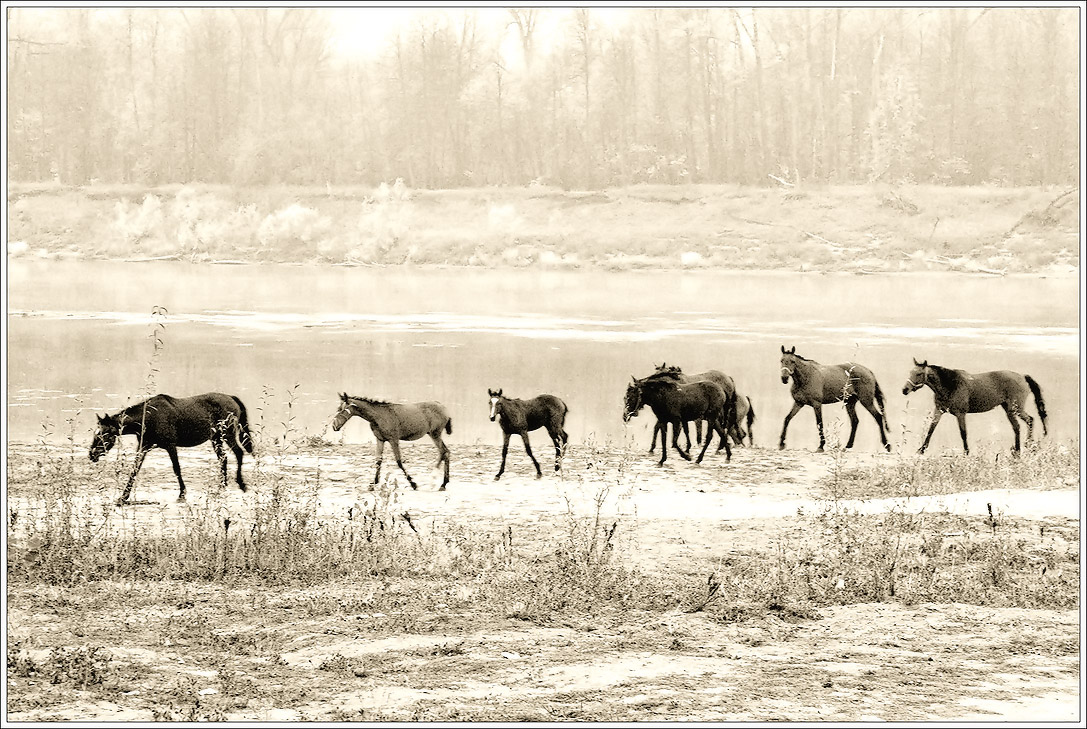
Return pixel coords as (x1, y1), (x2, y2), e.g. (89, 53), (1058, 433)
(781, 345), (786, 354)
(97, 413), (104, 423)
(913, 357), (919, 366)
(497, 388), (502, 396)
(790, 346), (796, 354)
(921, 360), (928, 367)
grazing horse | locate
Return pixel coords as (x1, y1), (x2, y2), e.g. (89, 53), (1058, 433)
(332, 393), (452, 491)
(487, 389), (569, 480)
(624, 371), (735, 466)
(778, 346), (891, 452)
(651, 363), (756, 448)
(903, 359), (1048, 454)
(89, 392), (254, 504)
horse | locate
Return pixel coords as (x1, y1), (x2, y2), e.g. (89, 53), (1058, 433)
(487, 389), (569, 480)
(623, 371), (735, 466)
(88, 392), (254, 504)
(778, 346), (891, 452)
(650, 363), (756, 448)
(902, 359), (1048, 454)
(332, 393), (452, 491)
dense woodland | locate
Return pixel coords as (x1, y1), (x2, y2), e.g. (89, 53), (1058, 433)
(6, 7), (1080, 189)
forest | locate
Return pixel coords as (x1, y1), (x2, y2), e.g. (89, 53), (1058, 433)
(6, 7), (1079, 190)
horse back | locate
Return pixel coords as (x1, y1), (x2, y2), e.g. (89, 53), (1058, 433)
(967, 370), (1029, 413)
(692, 370), (736, 398)
(126, 392), (242, 447)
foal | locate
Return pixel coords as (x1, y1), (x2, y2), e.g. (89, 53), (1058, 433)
(332, 393), (452, 491)
(488, 389), (569, 480)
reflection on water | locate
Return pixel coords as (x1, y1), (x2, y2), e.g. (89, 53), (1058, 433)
(7, 260), (1079, 453)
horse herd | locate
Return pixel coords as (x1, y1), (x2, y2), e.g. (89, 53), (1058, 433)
(88, 347), (1049, 504)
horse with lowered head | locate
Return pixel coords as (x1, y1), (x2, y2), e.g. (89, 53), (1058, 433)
(903, 359), (1047, 454)
(652, 363), (756, 448)
(89, 392), (254, 504)
(779, 346), (890, 452)
(332, 393), (452, 491)
(488, 389), (569, 480)
(624, 369), (735, 466)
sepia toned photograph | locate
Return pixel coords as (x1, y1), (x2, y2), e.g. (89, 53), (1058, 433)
(4, 3), (1082, 723)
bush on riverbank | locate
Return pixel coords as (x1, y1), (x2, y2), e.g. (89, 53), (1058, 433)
(6, 182), (1079, 273)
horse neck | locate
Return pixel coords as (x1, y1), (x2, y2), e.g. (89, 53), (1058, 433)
(790, 358), (818, 386)
(347, 398), (384, 423)
(116, 400), (155, 434)
(926, 366), (960, 400)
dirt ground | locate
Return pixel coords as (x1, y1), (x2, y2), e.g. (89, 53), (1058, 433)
(5, 440), (1082, 722)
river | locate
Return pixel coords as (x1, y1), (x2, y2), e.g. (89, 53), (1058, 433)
(6, 260), (1079, 454)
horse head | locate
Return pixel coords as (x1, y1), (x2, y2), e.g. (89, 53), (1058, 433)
(622, 378), (643, 422)
(89, 413), (120, 462)
(331, 394), (354, 432)
(488, 388), (504, 421)
(903, 358), (930, 395)
(780, 345), (798, 384)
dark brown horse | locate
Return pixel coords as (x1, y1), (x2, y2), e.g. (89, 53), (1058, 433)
(779, 346), (890, 452)
(89, 392), (254, 504)
(651, 363), (756, 448)
(488, 389), (569, 480)
(332, 393), (452, 491)
(903, 359), (1048, 454)
(624, 371), (735, 466)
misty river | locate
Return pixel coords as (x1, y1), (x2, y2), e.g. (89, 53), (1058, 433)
(7, 259), (1079, 454)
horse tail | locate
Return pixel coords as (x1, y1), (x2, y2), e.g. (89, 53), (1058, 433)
(445, 417), (453, 435)
(745, 397), (756, 444)
(874, 379), (890, 431)
(1024, 375), (1048, 436)
(232, 396), (255, 453)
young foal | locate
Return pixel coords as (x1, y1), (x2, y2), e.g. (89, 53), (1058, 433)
(778, 346), (891, 452)
(89, 392), (254, 504)
(332, 393), (452, 491)
(903, 359), (1048, 454)
(487, 389), (569, 480)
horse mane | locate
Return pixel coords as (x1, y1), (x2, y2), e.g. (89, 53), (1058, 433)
(789, 352), (814, 362)
(345, 394), (392, 406)
(642, 369), (683, 383)
(927, 364), (963, 393)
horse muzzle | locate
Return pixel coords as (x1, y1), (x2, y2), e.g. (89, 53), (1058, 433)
(780, 375), (790, 384)
(622, 411), (633, 423)
(88, 449), (101, 463)
(489, 413), (497, 422)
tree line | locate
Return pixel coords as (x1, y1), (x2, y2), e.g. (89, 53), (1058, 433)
(6, 7), (1079, 189)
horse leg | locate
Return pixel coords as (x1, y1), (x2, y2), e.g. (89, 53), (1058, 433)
(388, 439), (417, 490)
(211, 434), (229, 489)
(547, 427), (564, 472)
(1002, 404), (1021, 454)
(861, 397), (891, 452)
(1013, 401), (1035, 444)
(695, 419), (703, 447)
(429, 432), (450, 491)
(844, 398), (860, 449)
(649, 422), (660, 454)
(495, 431), (511, 481)
(373, 439), (385, 488)
(228, 440), (247, 492)
(682, 421), (693, 451)
(671, 420), (692, 461)
(955, 413), (970, 455)
(165, 445), (187, 502)
(118, 448), (150, 504)
(657, 421), (668, 467)
(521, 432), (543, 479)
(779, 402), (803, 450)
(919, 410), (943, 454)
(812, 403), (826, 452)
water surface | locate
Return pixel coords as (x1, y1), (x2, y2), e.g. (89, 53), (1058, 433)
(7, 260), (1079, 454)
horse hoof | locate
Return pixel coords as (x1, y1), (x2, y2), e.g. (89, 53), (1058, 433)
(438, 485), (447, 491)
(115, 498), (129, 507)
(176, 497), (187, 503)
(778, 443), (785, 451)
(494, 475), (502, 481)
(535, 473), (543, 480)
(409, 483), (418, 491)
